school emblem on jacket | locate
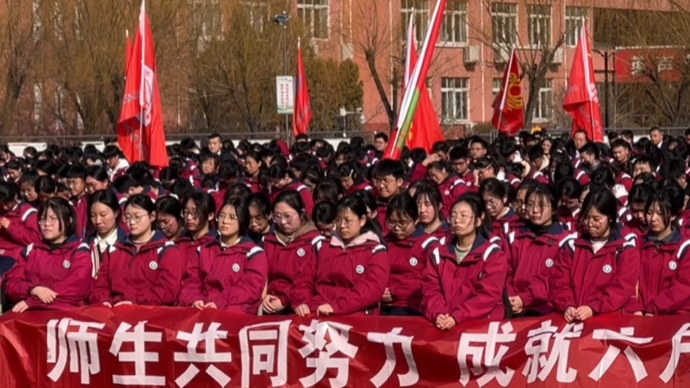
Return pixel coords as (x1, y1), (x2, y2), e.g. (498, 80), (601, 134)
(444, 190), (450, 196)
(669, 261), (678, 271)
(409, 257), (418, 267)
(355, 265), (364, 274)
(545, 259), (554, 268)
(149, 261), (158, 270)
(297, 248), (306, 257)
(63, 260), (70, 269)
(232, 263), (241, 273)
(603, 264), (612, 274)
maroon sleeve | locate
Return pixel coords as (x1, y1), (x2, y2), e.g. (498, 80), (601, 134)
(89, 250), (123, 305)
(213, 250), (267, 312)
(449, 248), (507, 323)
(420, 243), (449, 321)
(135, 246), (184, 306)
(646, 250), (690, 314)
(179, 248), (205, 306)
(409, 163), (427, 183)
(549, 242), (577, 312)
(4, 251), (35, 303)
(5, 213), (41, 246)
(300, 189), (314, 220)
(331, 248), (390, 315)
(589, 245), (640, 314)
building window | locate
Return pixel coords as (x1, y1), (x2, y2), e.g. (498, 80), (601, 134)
(534, 79), (553, 120)
(441, 1), (467, 45)
(491, 3), (517, 46)
(401, 0), (428, 43)
(565, 7), (587, 47)
(492, 78), (502, 101)
(191, 0), (222, 40)
(441, 78), (469, 123)
(242, 2), (266, 33)
(527, 5), (550, 47)
(298, 0), (329, 40)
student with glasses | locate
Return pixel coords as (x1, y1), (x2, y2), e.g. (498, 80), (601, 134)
(0, 181), (41, 261)
(262, 190), (321, 315)
(479, 178), (521, 239)
(266, 163), (314, 218)
(380, 193), (438, 316)
(371, 159), (406, 234)
(5, 198), (92, 312)
(90, 195), (183, 307)
(156, 195), (185, 242)
(291, 196), (389, 316)
(179, 199), (267, 314)
(177, 192), (218, 259)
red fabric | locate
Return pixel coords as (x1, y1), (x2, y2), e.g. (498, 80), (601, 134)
(639, 229), (690, 315)
(346, 182), (373, 195)
(505, 224), (572, 314)
(269, 181), (314, 219)
(383, 228), (437, 311)
(90, 231), (183, 305)
(557, 207), (580, 232)
(116, 3), (168, 168)
(528, 170), (549, 184)
(574, 168), (591, 186)
(73, 195), (88, 239)
(293, 39), (311, 136)
(179, 237), (267, 314)
(550, 228), (640, 314)
(563, 26), (604, 142)
(244, 176), (261, 193)
(421, 235), (507, 323)
(291, 238), (389, 315)
(409, 163), (427, 183)
(491, 50), (524, 135)
(0, 203), (41, 258)
(437, 175), (471, 220)
(263, 229), (321, 309)
(375, 201), (389, 235)
(616, 171), (633, 193)
(490, 209), (522, 240)
(428, 222), (451, 244)
(175, 230), (218, 265)
(4, 237), (91, 310)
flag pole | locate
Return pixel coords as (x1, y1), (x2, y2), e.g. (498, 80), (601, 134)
(138, 0), (146, 161)
(496, 48), (513, 133)
(583, 26), (595, 139)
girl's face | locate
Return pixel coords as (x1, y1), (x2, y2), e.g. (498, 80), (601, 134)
(340, 176), (354, 191)
(157, 213), (182, 239)
(217, 205), (240, 238)
(450, 202), (481, 238)
(482, 193), (505, 219)
(7, 169), (21, 181)
(270, 176), (292, 191)
(541, 140), (552, 155)
(582, 207), (610, 239)
(387, 211), (416, 241)
(417, 194), (439, 225)
(249, 204), (270, 234)
(20, 182), (38, 202)
(125, 205), (155, 238)
(646, 202), (672, 234)
(39, 208), (66, 242)
(85, 176), (109, 195)
(244, 157), (260, 176)
(527, 194), (553, 227)
(560, 195), (580, 214)
(183, 200), (211, 233)
(90, 202), (118, 237)
(514, 189), (529, 219)
(335, 208), (365, 241)
(316, 221), (335, 237)
(201, 159), (217, 175)
(273, 202), (302, 235)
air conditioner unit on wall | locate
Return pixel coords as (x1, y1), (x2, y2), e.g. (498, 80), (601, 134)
(551, 47), (564, 64)
(494, 46), (510, 63)
(464, 45), (480, 64)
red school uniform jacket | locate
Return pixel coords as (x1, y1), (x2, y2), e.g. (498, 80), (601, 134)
(437, 175), (471, 220)
(549, 227), (640, 315)
(5, 237), (92, 310)
(269, 181), (314, 219)
(291, 232), (390, 315)
(90, 231), (184, 306)
(263, 228), (322, 310)
(346, 181), (373, 196)
(176, 230), (219, 261)
(557, 207), (580, 233)
(0, 202), (40, 258)
(73, 195), (89, 239)
(490, 209), (522, 240)
(384, 227), (439, 312)
(421, 235), (508, 323)
(639, 229), (690, 315)
(505, 223), (573, 314)
(179, 236), (267, 314)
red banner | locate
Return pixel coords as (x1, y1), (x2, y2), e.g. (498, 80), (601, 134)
(2, 307), (690, 387)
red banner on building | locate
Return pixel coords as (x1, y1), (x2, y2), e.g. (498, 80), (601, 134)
(614, 47), (688, 83)
(2, 307), (690, 387)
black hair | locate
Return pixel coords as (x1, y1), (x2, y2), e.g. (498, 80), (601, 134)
(201, 176), (217, 190)
(629, 184), (656, 206)
(590, 165), (616, 191)
(553, 162), (575, 184)
(313, 201), (337, 225)
(208, 132), (222, 141)
(128, 167), (154, 187)
(473, 157), (499, 172)
(223, 184), (252, 204)
(274, 190), (306, 218)
(451, 192), (490, 239)
(86, 166), (109, 183)
(182, 191), (216, 225)
(449, 146), (469, 161)
(18, 170), (40, 186)
(580, 189), (618, 230)
(427, 161), (450, 174)
(246, 193), (271, 218)
(125, 194), (156, 215)
(386, 193), (418, 221)
(301, 164), (322, 187)
(372, 159), (405, 180)
(414, 180), (444, 222)
(526, 146), (544, 162)
(336, 162), (366, 185)
(336, 195), (380, 237)
(102, 145), (121, 159)
(170, 179), (197, 200)
(156, 195), (183, 223)
(661, 183), (685, 217)
(662, 157), (687, 182)
(525, 183), (557, 219)
(36, 176), (57, 197)
(646, 189), (680, 229)
(5, 160), (23, 172)
(0, 181), (20, 204)
(633, 155), (657, 172)
(557, 178), (582, 200)
(374, 133), (389, 142)
(112, 176), (138, 195)
(579, 142), (601, 159)
(313, 178), (344, 204)
(611, 138), (632, 152)
(218, 198), (250, 237)
(88, 189), (121, 222)
(38, 197), (76, 238)
(479, 178), (508, 202)
(266, 163), (292, 181)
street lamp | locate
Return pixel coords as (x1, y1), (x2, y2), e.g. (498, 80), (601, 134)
(594, 48), (616, 128)
(272, 12), (290, 139)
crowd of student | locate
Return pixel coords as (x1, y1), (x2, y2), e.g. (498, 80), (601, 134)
(0, 127), (688, 329)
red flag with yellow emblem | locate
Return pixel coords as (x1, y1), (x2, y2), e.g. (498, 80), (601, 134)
(491, 49), (524, 135)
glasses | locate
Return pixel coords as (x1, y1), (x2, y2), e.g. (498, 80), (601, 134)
(38, 216), (59, 226)
(372, 177), (397, 187)
(218, 213), (238, 224)
(335, 217), (358, 227)
(450, 213), (474, 223)
(182, 210), (199, 219)
(125, 213), (149, 224)
(273, 213), (297, 223)
(250, 215), (268, 224)
(386, 218), (414, 230)
(484, 197), (503, 209)
(66, 179), (82, 188)
(526, 202), (551, 212)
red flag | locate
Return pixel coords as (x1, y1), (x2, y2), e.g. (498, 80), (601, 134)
(293, 38), (311, 137)
(117, 0), (168, 168)
(124, 30), (131, 78)
(563, 25), (603, 142)
(491, 49), (524, 135)
(403, 16), (444, 153)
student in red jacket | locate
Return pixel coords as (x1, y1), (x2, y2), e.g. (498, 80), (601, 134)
(179, 199), (267, 314)
(414, 181), (450, 242)
(156, 196), (184, 241)
(178, 192), (218, 257)
(247, 193), (272, 246)
(479, 178), (521, 238)
(550, 189), (640, 322)
(90, 195), (184, 306)
(625, 184), (655, 236)
(313, 201), (337, 238)
(85, 166), (110, 196)
(513, 179), (539, 220)
(506, 184), (571, 316)
(421, 193), (508, 330)
(266, 163), (314, 218)
(291, 196), (390, 316)
(6, 198), (92, 312)
(337, 162), (372, 195)
(381, 194), (437, 315)
(0, 181), (41, 259)
(243, 150), (264, 194)
(372, 160), (406, 235)
(87, 190), (124, 278)
(427, 161), (470, 220)
(637, 190), (690, 315)
(556, 178), (582, 232)
(262, 190), (321, 315)
(66, 165), (89, 238)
